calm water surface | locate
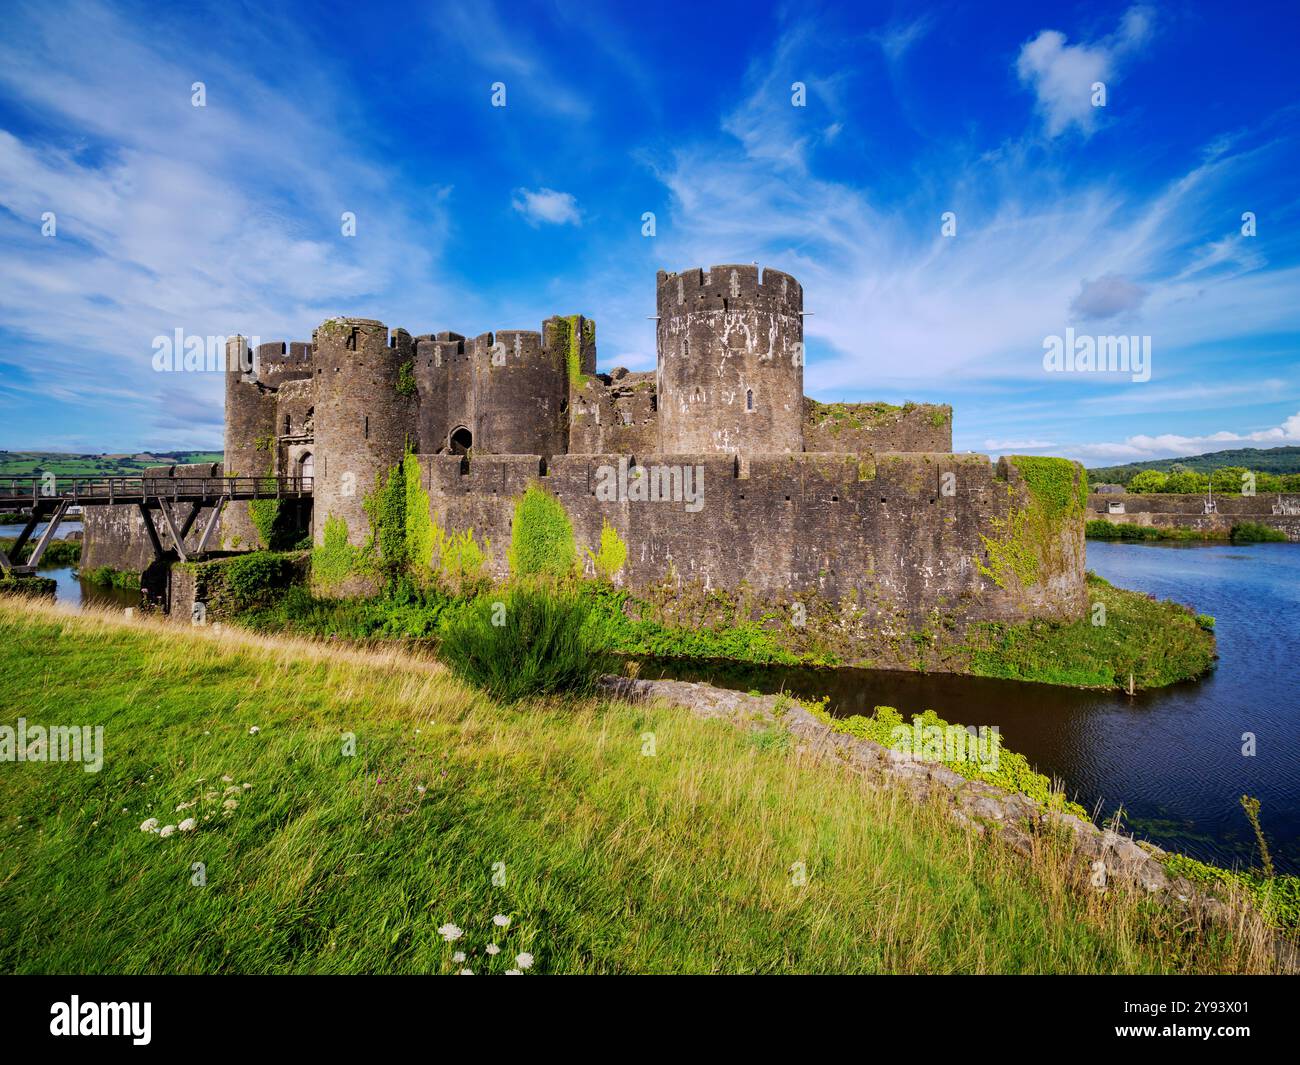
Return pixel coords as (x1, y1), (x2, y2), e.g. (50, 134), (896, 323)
(641, 541), (1300, 874)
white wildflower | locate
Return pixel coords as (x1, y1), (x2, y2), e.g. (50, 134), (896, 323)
(249, 726), (260, 735)
(505, 969), (522, 975)
(492, 914), (510, 928)
(221, 775), (232, 783)
(452, 951), (466, 963)
(437, 923), (464, 943)
(458, 969), (473, 975)
(179, 818), (197, 832)
(159, 824), (176, 838)
(485, 944), (500, 956)
(139, 818), (159, 833)
(515, 952), (534, 970)
(222, 799), (238, 810)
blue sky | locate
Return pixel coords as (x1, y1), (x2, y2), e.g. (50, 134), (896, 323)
(0, 0), (1296, 465)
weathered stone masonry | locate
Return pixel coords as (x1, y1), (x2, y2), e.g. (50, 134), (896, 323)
(87, 264), (1088, 629)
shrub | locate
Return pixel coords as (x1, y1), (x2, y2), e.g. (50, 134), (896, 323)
(1230, 522), (1287, 543)
(1127, 470), (1168, 494)
(437, 586), (609, 702)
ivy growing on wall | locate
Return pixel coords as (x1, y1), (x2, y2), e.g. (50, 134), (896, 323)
(363, 461), (407, 584)
(584, 518), (627, 581)
(311, 515), (366, 591)
(508, 483), (577, 579)
(976, 456), (1086, 591)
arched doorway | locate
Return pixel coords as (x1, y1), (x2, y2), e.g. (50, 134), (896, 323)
(449, 426), (472, 455)
(299, 452), (314, 484)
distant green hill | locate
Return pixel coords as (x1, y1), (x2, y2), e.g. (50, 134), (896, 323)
(1087, 446), (1300, 485)
(0, 450), (224, 478)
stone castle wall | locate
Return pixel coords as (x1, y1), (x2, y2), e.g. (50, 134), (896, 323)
(415, 451), (1085, 624)
(804, 400), (952, 453)
(1089, 492), (1300, 541)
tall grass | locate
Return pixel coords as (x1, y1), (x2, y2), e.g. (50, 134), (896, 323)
(0, 598), (1278, 974)
(437, 585), (609, 701)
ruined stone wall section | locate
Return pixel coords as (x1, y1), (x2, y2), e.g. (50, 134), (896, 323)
(568, 369), (658, 455)
(311, 318), (416, 546)
(804, 400), (953, 453)
(656, 265), (804, 455)
(418, 451), (1085, 623)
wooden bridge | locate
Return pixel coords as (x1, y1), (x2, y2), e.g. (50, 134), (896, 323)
(0, 475), (312, 575)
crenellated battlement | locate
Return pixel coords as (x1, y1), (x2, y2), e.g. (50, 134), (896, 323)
(656, 263), (803, 317)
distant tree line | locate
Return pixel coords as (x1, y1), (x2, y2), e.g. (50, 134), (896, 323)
(1120, 466), (1300, 494)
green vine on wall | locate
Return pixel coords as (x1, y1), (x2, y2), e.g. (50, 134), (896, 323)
(508, 483), (577, 579)
(975, 457), (1086, 591)
(396, 358), (417, 396)
(584, 518), (627, 581)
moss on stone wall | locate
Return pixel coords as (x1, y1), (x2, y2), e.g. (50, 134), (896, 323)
(584, 519), (628, 581)
(976, 456), (1086, 592)
(508, 483), (577, 579)
(555, 315), (590, 388)
(311, 515), (369, 591)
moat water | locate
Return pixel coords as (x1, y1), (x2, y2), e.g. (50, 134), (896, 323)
(637, 541), (1300, 875)
(29, 527), (1298, 874)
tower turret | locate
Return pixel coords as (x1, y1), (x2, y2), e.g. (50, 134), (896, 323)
(311, 318), (417, 552)
(655, 264), (804, 454)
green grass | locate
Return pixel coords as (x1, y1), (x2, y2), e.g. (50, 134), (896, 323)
(1086, 520), (1213, 542)
(438, 585), (610, 702)
(967, 573), (1217, 689)
(0, 598), (1275, 973)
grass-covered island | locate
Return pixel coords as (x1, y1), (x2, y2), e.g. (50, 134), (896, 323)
(0, 597), (1286, 974)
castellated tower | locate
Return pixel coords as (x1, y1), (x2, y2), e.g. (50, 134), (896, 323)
(656, 264), (804, 454)
(311, 319), (417, 547)
(222, 336), (310, 549)
(413, 332), (471, 455)
(470, 328), (568, 459)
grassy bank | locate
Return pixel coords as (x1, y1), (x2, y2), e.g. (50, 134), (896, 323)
(967, 573), (1216, 689)
(1087, 520), (1291, 544)
(232, 569), (1215, 692)
(0, 598), (1273, 973)
(0, 537), (80, 568)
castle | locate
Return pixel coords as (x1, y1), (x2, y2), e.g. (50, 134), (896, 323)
(84, 264), (1088, 633)
(220, 262), (1087, 622)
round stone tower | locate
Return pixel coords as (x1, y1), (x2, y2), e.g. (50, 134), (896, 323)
(311, 318), (417, 548)
(656, 264), (804, 454)
(470, 329), (567, 458)
(222, 335), (277, 549)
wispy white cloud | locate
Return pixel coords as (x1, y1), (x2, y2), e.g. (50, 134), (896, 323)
(1008, 410), (1300, 465)
(511, 187), (582, 227)
(0, 0), (467, 449)
(1016, 5), (1155, 138)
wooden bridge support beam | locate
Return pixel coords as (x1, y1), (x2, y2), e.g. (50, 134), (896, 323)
(193, 502), (223, 556)
(137, 504), (165, 561)
(156, 501), (191, 563)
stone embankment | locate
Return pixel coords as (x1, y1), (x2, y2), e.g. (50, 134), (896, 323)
(602, 674), (1298, 971)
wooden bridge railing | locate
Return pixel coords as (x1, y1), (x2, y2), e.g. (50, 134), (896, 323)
(0, 475), (313, 507)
